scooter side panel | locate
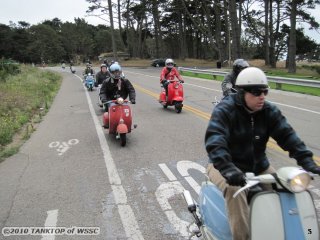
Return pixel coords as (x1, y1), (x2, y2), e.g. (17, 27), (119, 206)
(250, 192), (285, 240)
(295, 191), (319, 240)
(199, 182), (232, 240)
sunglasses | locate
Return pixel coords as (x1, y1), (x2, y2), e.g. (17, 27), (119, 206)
(245, 88), (269, 96)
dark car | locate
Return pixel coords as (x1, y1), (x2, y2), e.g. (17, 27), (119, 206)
(151, 59), (177, 67)
(151, 59), (165, 67)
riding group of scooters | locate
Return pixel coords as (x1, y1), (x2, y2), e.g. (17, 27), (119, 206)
(78, 64), (319, 240)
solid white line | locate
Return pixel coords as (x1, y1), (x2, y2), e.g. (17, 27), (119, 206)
(268, 101), (320, 115)
(158, 163), (177, 181)
(41, 209), (58, 240)
(126, 70), (320, 115)
(75, 75), (144, 240)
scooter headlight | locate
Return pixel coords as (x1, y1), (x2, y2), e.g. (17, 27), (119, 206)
(117, 97), (124, 104)
(277, 167), (311, 193)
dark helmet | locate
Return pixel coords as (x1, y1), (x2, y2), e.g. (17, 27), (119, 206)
(233, 59), (249, 75)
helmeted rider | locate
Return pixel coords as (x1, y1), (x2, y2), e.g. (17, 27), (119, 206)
(205, 67), (320, 240)
(160, 58), (183, 96)
(221, 59), (249, 97)
(83, 63), (94, 75)
(95, 64), (110, 87)
(100, 63), (136, 128)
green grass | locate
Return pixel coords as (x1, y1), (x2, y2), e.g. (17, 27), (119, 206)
(180, 70), (320, 96)
(0, 66), (61, 160)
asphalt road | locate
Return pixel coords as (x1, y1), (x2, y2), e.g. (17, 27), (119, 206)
(1, 66), (320, 240)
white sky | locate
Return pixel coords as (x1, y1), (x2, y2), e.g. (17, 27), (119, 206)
(0, 0), (319, 43)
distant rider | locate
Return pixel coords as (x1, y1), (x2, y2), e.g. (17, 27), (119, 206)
(221, 59), (249, 97)
(95, 64), (110, 87)
(160, 58), (183, 96)
(83, 63), (94, 75)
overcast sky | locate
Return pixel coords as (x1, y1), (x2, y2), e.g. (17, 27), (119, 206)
(1, 0), (319, 43)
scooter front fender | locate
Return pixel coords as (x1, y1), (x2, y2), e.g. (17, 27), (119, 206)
(172, 96), (183, 102)
(199, 182), (232, 240)
(117, 123), (128, 134)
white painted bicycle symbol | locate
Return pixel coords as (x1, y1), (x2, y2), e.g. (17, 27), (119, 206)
(48, 139), (79, 156)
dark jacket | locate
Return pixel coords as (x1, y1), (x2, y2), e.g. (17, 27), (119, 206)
(100, 77), (136, 102)
(95, 71), (110, 86)
(205, 93), (314, 176)
(221, 71), (237, 97)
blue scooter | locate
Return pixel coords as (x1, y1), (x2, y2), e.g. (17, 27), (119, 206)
(84, 73), (95, 91)
(184, 166), (319, 240)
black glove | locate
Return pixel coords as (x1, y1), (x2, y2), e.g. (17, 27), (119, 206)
(223, 171), (246, 187)
(180, 80), (184, 83)
(302, 163), (320, 175)
(131, 99), (136, 104)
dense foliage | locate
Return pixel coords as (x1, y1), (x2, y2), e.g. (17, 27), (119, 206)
(0, 0), (319, 72)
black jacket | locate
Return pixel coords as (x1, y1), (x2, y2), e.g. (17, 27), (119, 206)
(205, 93), (315, 176)
(95, 71), (110, 86)
(100, 77), (136, 102)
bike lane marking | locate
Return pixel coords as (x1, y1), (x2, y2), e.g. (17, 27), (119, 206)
(75, 74), (144, 240)
(41, 209), (58, 240)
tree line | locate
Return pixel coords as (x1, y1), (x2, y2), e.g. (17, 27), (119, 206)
(0, 0), (319, 73)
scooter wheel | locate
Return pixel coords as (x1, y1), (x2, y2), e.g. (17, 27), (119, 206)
(163, 105), (168, 109)
(120, 133), (126, 147)
(175, 103), (183, 113)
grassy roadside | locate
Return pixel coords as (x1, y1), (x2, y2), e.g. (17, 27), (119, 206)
(179, 70), (320, 97)
(0, 66), (62, 161)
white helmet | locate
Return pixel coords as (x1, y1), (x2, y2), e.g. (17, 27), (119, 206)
(235, 67), (268, 88)
(165, 58), (174, 68)
(109, 63), (122, 79)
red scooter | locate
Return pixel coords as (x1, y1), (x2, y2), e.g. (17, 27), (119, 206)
(102, 97), (137, 146)
(159, 80), (184, 113)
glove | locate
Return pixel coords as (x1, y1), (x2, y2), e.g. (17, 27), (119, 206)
(302, 163), (320, 175)
(180, 80), (184, 83)
(131, 99), (136, 104)
(223, 171), (246, 187)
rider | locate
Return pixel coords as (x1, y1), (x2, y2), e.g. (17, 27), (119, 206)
(221, 59), (249, 97)
(100, 63), (136, 127)
(83, 63), (94, 75)
(95, 64), (110, 87)
(205, 67), (320, 240)
(160, 58), (183, 97)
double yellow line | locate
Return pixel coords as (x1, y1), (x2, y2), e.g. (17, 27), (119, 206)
(133, 83), (320, 165)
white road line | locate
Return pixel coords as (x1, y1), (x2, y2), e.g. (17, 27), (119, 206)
(268, 101), (320, 115)
(41, 209), (58, 240)
(125, 70), (320, 115)
(75, 75), (144, 240)
(159, 163), (177, 181)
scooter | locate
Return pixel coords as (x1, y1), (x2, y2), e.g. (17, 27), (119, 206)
(159, 80), (184, 113)
(183, 166), (319, 240)
(84, 73), (95, 91)
(102, 97), (137, 146)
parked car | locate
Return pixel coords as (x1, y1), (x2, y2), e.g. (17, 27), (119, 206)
(151, 59), (177, 67)
(151, 59), (165, 67)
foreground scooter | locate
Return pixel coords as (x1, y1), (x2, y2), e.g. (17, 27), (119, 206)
(102, 97), (137, 146)
(159, 80), (184, 113)
(184, 166), (319, 240)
